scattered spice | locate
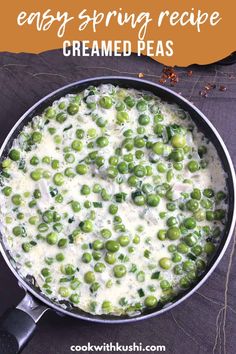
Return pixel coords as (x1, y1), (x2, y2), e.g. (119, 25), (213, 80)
(199, 83), (216, 98)
(219, 85), (227, 92)
(138, 72), (144, 78)
(199, 82), (227, 97)
(159, 66), (179, 86)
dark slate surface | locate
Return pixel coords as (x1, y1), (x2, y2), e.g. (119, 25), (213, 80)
(0, 50), (235, 354)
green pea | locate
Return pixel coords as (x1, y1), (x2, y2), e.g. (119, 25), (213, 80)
(109, 204), (118, 215)
(13, 226), (23, 236)
(58, 238), (67, 248)
(136, 99), (147, 112)
(160, 280), (171, 290)
(124, 96), (135, 108)
(96, 136), (109, 148)
(171, 134), (186, 148)
(177, 242), (189, 254)
(216, 191), (226, 202)
(22, 242), (32, 253)
(196, 259), (206, 271)
(118, 235), (130, 247)
(53, 173), (64, 186)
(113, 264), (127, 278)
(200, 198), (212, 210)
(45, 107), (56, 119)
(90, 250), (101, 261)
(117, 161), (128, 174)
(56, 112), (67, 123)
(182, 260), (195, 272)
(173, 162), (183, 170)
(76, 164), (88, 175)
(105, 240), (120, 253)
(69, 294), (80, 304)
(116, 111), (129, 124)
(67, 103), (79, 115)
(173, 264), (183, 275)
(71, 140), (83, 152)
(133, 164), (146, 177)
(184, 234), (197, 247)
(2, 186), (12, 196)
(32, 131), (42, 143)
(30, 156), (40, 167)
(170, 149), (184, 162)
(127, 175), (139, 187)
(203, 188), (214, 198)
(80, 184), (91, 195)
(29, 216), (38, 225)
(9, 149), (21, 161)
(192, 245), (203, 256)
(214, 209), (225, 220)
(188, 160), (199, 173)
(99, 96), (112, 109)
(204, 242), (215, 255)
(157, 229), (166, 241)
(82, 252), (92, 264)
(62, 264), (76, 275)
(75, 129), (84, 139)
(70, 278), (81, 290)
(206, 211), (214, 221)
(41, 268), (50, 277)
(115, 101), (125, 111)
(56, 253), (65, 262)
(167, 216), (178, 227)
(30, 169), (42, 181)
(100, 228), (112, 239)
(46, 232), (58, 245)
(167, 227), (180, 240)
(172, 253), (182, 263)
(94, 262), (106, 273)
(134, 137), (145, 148)
(38, 223), (49, 233)
(186, 199), (199, 212)
(157, 163), (166, 173)
(91, 240), (103, 252)
(102, 300), (112, 313)
(42, 210), (53, 224)
(84, 271), (95, 284)
(101, 189), (111, 201)
(105, 252), (116, 265)
(159, 257), (171, 270)
(12, 194), (22, 206)
(154, 124), (164, 136)
(182, 217), (196, 230)
(70, 201), (80, 213)
(133, 235), (140, 244)
(95, 156), (104, 167)
(138, 114), (150, 126)
(79, 220), (93, 233)
(51, 159), (59, 170)
(144, 296), (157, 308)
(133, 195), (146, 206)
(59, 286), (70, 298)
(146, 194), (160, 207)
(152, 142), (164, 155)
(179, 277), (190, 289)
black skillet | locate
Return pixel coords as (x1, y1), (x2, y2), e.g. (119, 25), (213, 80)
(0, 77), (235, 354)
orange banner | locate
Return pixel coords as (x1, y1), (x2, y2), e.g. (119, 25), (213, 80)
(0, 0), (235, 66)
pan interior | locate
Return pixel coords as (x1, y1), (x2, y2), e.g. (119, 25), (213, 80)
(0, 77), (235, 323)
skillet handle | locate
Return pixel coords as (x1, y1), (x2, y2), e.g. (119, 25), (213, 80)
(0, 292), (48, 354)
